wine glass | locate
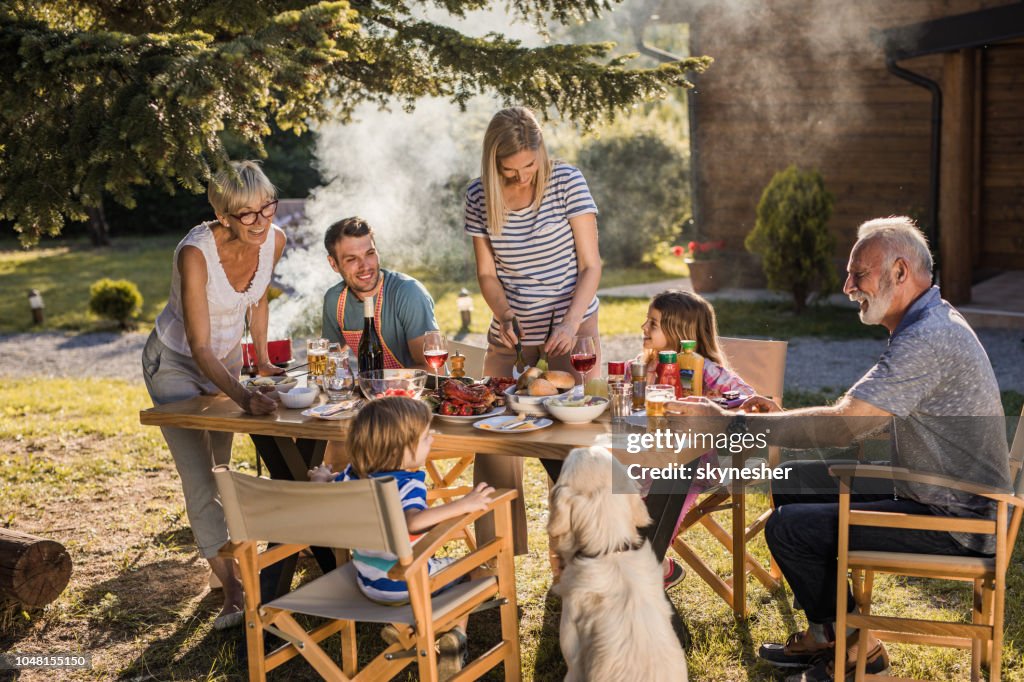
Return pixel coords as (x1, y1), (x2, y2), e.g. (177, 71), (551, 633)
(423, 331), (448, 388)
(570, 336), (597, 387)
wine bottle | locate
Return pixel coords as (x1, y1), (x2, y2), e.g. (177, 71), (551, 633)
(358, 295), (384, 373)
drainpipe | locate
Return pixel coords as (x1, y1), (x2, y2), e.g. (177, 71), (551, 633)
(884, 57), (942, 277)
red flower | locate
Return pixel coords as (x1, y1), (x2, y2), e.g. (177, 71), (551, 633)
(671, 245), (685, 257)
(687, 241), (697, 253)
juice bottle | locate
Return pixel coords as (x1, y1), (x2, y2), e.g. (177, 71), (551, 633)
(656, 350), (682, 398)
(678, 340), (704, 398)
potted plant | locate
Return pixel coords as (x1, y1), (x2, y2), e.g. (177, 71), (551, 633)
(674, 240), (725, 293)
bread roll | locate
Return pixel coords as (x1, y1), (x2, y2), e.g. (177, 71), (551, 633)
(516, 366), (544, 392)
(542, 370), (575, 390)
(528, 378), (558, 396)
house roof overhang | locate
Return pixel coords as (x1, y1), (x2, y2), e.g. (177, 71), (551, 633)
(875, 1), (1024, 61)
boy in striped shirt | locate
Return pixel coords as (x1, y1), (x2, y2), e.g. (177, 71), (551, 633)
(308, 396), (494, 676)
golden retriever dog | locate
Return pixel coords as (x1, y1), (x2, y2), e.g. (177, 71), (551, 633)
(548, 446), (689, 682)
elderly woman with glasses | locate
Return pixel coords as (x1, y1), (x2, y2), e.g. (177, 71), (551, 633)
(141, 160), (287, 629)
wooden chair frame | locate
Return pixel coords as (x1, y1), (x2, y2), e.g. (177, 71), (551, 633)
(426, 340), (488, 549)
(833, 446), (1024, 682)
(671, 336), (788, 617)
(216, 469), (521, 682)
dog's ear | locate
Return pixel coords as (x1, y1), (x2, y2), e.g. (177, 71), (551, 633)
(630, 491), (652, 530)
(547, 483), (575, 546)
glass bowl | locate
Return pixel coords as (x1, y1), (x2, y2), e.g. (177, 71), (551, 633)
(357, 369), (429, 401)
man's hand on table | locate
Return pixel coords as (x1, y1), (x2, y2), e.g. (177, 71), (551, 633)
(740, 395), (782, 413)
(665, 396), (728, 417)
(664, 394), (782, 417)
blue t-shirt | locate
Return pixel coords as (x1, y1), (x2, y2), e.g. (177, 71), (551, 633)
(336, 466), (428, 601)
(321, 269), (438, 368)
(464, 162), (599, 345)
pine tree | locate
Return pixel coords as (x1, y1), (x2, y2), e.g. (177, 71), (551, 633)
(0, 0), (710, 245)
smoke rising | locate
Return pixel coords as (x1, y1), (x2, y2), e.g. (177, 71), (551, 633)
(269, 7), (549, 339)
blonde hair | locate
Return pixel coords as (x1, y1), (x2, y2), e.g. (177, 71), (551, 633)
(480, 107), (553, 235)
(649, 290), (726, 366)
(347, 397), (432, 478)
(208, 160), (277, 217)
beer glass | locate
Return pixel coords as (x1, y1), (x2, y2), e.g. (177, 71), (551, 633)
(645, 384), (674, 417)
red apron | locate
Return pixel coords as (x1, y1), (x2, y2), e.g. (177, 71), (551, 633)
(337, 279), (404, 370)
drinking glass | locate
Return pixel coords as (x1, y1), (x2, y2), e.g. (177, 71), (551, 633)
(423, 331), (448, 388)
(645, 384), (674, 417)
(570, 336), (597, 386)
(325, 366), (355, 403)
(307, 339), (328, 388)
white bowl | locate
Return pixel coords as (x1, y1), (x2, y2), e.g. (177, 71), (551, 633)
(279, 386), (318, 409)
(503, 384), (571, 417)
(543, 395), (610, 424)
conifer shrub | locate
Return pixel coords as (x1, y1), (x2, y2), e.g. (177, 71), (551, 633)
(89, 278), (143, 329)
(746, 166), (838, 313)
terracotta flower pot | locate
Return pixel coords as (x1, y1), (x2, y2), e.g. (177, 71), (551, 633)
(686, 259), (721, 293)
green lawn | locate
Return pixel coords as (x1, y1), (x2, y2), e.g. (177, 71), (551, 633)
(1, 236), (878, 341)
(2, 378), (1023, 680)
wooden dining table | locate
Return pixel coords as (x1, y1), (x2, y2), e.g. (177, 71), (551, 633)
(139, 394), (754, 618)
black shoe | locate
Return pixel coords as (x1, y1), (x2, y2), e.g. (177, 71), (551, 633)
(758, 632), (832, 669)
(784, 642), (891, 681)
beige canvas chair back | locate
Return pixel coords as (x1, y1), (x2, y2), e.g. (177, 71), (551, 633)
(1011, 409), (1024, 495)
(213, 466), (412, 559)
(448, 340), (486, 378)
(719, 336), (788, 404)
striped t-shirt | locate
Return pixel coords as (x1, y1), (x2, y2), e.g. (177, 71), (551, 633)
(464, 163), (600, 345)
(335, 465), (453, 603)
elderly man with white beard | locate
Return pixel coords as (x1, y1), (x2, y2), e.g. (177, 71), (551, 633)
(667, 216), (1010, 682)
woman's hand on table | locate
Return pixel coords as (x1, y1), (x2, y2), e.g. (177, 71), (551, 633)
(543, 320), (578, 357)
(257, 361), (285, 377)
(240, 388), (278, 416)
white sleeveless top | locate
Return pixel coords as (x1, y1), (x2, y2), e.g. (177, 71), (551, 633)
(155, 222), (283, 359)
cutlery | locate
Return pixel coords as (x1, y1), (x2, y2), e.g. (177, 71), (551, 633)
(511, 317), (526, 380)
(500, 415), (536, 430)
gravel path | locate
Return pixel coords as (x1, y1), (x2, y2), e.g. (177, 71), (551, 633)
(2, 328), (1022, 394)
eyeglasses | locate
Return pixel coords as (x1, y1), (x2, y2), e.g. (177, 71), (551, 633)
(230, 200), (278, 226)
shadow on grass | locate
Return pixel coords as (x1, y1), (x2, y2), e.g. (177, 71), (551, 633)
(528, 589), (566, 681)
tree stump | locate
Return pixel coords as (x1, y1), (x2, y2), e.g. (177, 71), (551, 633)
(0, 529), (72, 607)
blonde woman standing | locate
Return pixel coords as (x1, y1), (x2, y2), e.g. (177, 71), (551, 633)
(142, 160), (287, 629)
(465, 107), (602, 554)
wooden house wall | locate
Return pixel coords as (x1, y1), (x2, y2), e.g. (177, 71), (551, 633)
(677, 0), (1015, 285)
(980, 40), (1024, 270)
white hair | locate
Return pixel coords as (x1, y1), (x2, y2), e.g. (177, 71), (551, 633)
(856, 216), (934, 276)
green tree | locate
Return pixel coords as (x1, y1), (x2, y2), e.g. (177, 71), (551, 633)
(746, 165), (839, 314)
(576, 128), (689, 267)
(0, 0), (711, 246)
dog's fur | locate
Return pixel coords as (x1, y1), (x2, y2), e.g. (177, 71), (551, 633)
(548, 447), (688, 682)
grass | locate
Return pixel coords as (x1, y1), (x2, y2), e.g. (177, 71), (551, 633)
(2, 377), (1023, 680)
(0, 236), (880, 342)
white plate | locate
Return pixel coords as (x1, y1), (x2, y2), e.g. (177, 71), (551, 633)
(473, 415), (553, 433)
(243, 375), (298, 390)
(433, 405), (506, 424)
(303, 402), (359, 421)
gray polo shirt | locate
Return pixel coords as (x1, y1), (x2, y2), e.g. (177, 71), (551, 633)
(848, 286), (1010, 554)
